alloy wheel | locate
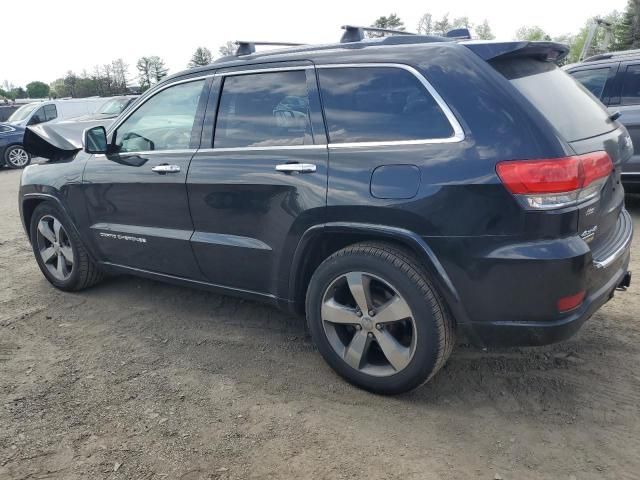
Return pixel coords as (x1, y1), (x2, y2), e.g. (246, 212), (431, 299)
(36, 215), (74, 281)
(321, 271), (417, 377)
(7, 147), (29, 167)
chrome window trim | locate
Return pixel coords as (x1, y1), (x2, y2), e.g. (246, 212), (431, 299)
(316, 63), (465, 148)
(94, 149), (197, 158)
(214, 65), (313, 77)
(197, 145), (326, 153)
(107, 74), (213, 136)
(621, 171), (640, 175)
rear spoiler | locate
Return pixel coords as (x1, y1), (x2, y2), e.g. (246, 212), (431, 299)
(462, 41), (569, 62)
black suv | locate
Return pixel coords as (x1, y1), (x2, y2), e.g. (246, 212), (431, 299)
(564, 49), (640, 192)
(19, 29), (633, 394)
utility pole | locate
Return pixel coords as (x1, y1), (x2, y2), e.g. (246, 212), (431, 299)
(580, 18), (613, 61)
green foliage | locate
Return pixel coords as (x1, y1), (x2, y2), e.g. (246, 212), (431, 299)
(368, 13), (405, 37)
(476, 20), (495, 40)
(515, 25), (552, 41)
(615, 0), (640, 50)
(417, 13), (493, 39)
(26, 81), (50, 98)
(136, 56), (168, 91)
(188, 47), (213, 68)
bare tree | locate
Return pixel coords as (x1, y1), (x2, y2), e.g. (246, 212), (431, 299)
(218, 41), (236, 57)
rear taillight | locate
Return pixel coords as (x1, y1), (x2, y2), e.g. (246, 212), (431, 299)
(496, 152), (613, 209)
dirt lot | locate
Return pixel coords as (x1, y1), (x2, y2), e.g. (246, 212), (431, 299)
(0, 165), (639, 480)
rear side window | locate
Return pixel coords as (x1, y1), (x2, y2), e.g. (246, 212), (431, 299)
(214, 71), (312, 148)
(621, 64), (640, 105)
(317, 67), (454, 144)
(570, 68), (610, 99)
(44, 104), (57, 121)
(492, 58), (614, 142)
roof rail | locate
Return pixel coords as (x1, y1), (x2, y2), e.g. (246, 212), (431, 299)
(235, 41), (306, 56)
(340, 25), (416, 43)
(584, 48), (640, 62)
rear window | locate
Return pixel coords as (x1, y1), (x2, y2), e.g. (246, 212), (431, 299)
(492, 58), (614, 142)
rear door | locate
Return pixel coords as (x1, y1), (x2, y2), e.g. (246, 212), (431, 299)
(83, 77), (210, 278)
(615, 61), (640, 177)
(187, 64), (328, 298)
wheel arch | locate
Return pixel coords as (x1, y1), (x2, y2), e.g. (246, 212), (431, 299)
(287, 222), (469, 324)
(21, 194), (81, 246)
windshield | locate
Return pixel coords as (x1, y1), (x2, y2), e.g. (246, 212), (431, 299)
(491, 58), (615, 142)
(8, 103), (39, 122)
(98, 98), (132, 115)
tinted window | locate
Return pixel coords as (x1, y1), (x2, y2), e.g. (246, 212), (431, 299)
(115, 80), (204, 153)
(317, 67), (454, 143)
(44, 104), (57, 121)
(492, 58), (614, 142)
(29, 107), (47, 125)
(214, 71), (312, 148)
(621, 64), (640, 105)
(570, 68), (610, 99)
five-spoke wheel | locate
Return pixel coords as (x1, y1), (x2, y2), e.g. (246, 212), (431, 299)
(321, 272), (416, 376)
(36, 215), (74, 281)
(306, 242), (454, 394)
(29, 203), (103, 291)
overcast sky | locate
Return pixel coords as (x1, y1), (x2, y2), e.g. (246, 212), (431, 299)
(3, 0), (627, 88)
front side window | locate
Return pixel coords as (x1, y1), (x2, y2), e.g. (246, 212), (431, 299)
(29, 106), (47, 125)
(44, 104), (57, 121)
(214, 70), (312, 148)
(570, 67), (611, 99)
(114, 80), (204, 153)
(621, 64), (640, 105)
(317, 67), (454, 144)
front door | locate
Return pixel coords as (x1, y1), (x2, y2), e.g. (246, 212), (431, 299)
(83, 77), (210, 278)
(187, 65), (328, 298)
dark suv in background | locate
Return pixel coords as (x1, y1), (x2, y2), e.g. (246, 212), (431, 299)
(565, 49), (640, 192)
(19, 29), (633, 394)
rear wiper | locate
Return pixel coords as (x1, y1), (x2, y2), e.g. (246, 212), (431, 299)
(609, 111), (622, 122)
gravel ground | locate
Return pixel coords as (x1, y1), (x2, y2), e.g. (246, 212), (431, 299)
(0, 164), (639, 480)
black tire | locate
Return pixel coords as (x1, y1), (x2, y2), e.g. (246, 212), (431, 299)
(306, 242), (455, 395)
(29, 202), (103, 291)
(4, 145), (31, 169)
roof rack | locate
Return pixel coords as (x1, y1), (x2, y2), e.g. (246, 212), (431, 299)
(235, 41), (306, 56)
(340, 25), (416, 43)
(584, 48), (640, 62)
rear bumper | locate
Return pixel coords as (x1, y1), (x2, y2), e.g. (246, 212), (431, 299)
(460, 254), (630, 346)
(438, 209), (633, 347)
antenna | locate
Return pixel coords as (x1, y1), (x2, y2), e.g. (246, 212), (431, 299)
(235, 41), (306, 56)
(340, 25), (416, 43)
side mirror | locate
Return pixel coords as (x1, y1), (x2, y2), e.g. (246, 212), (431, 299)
(83, 126), (108, 154)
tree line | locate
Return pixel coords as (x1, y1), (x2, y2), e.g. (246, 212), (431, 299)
(3, 1), (640, 101)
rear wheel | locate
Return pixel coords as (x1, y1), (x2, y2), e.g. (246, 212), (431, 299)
(4, 145), (31, 169)
(306, 242), (455, 394)
(30, 203), (103, 291)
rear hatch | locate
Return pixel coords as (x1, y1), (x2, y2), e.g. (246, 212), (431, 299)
(475, 43), (632, 255)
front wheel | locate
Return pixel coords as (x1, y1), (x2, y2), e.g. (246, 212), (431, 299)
(4, 145), (31, 169)
(306, 242), (455, 395)
(29, 203), (103, 291)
